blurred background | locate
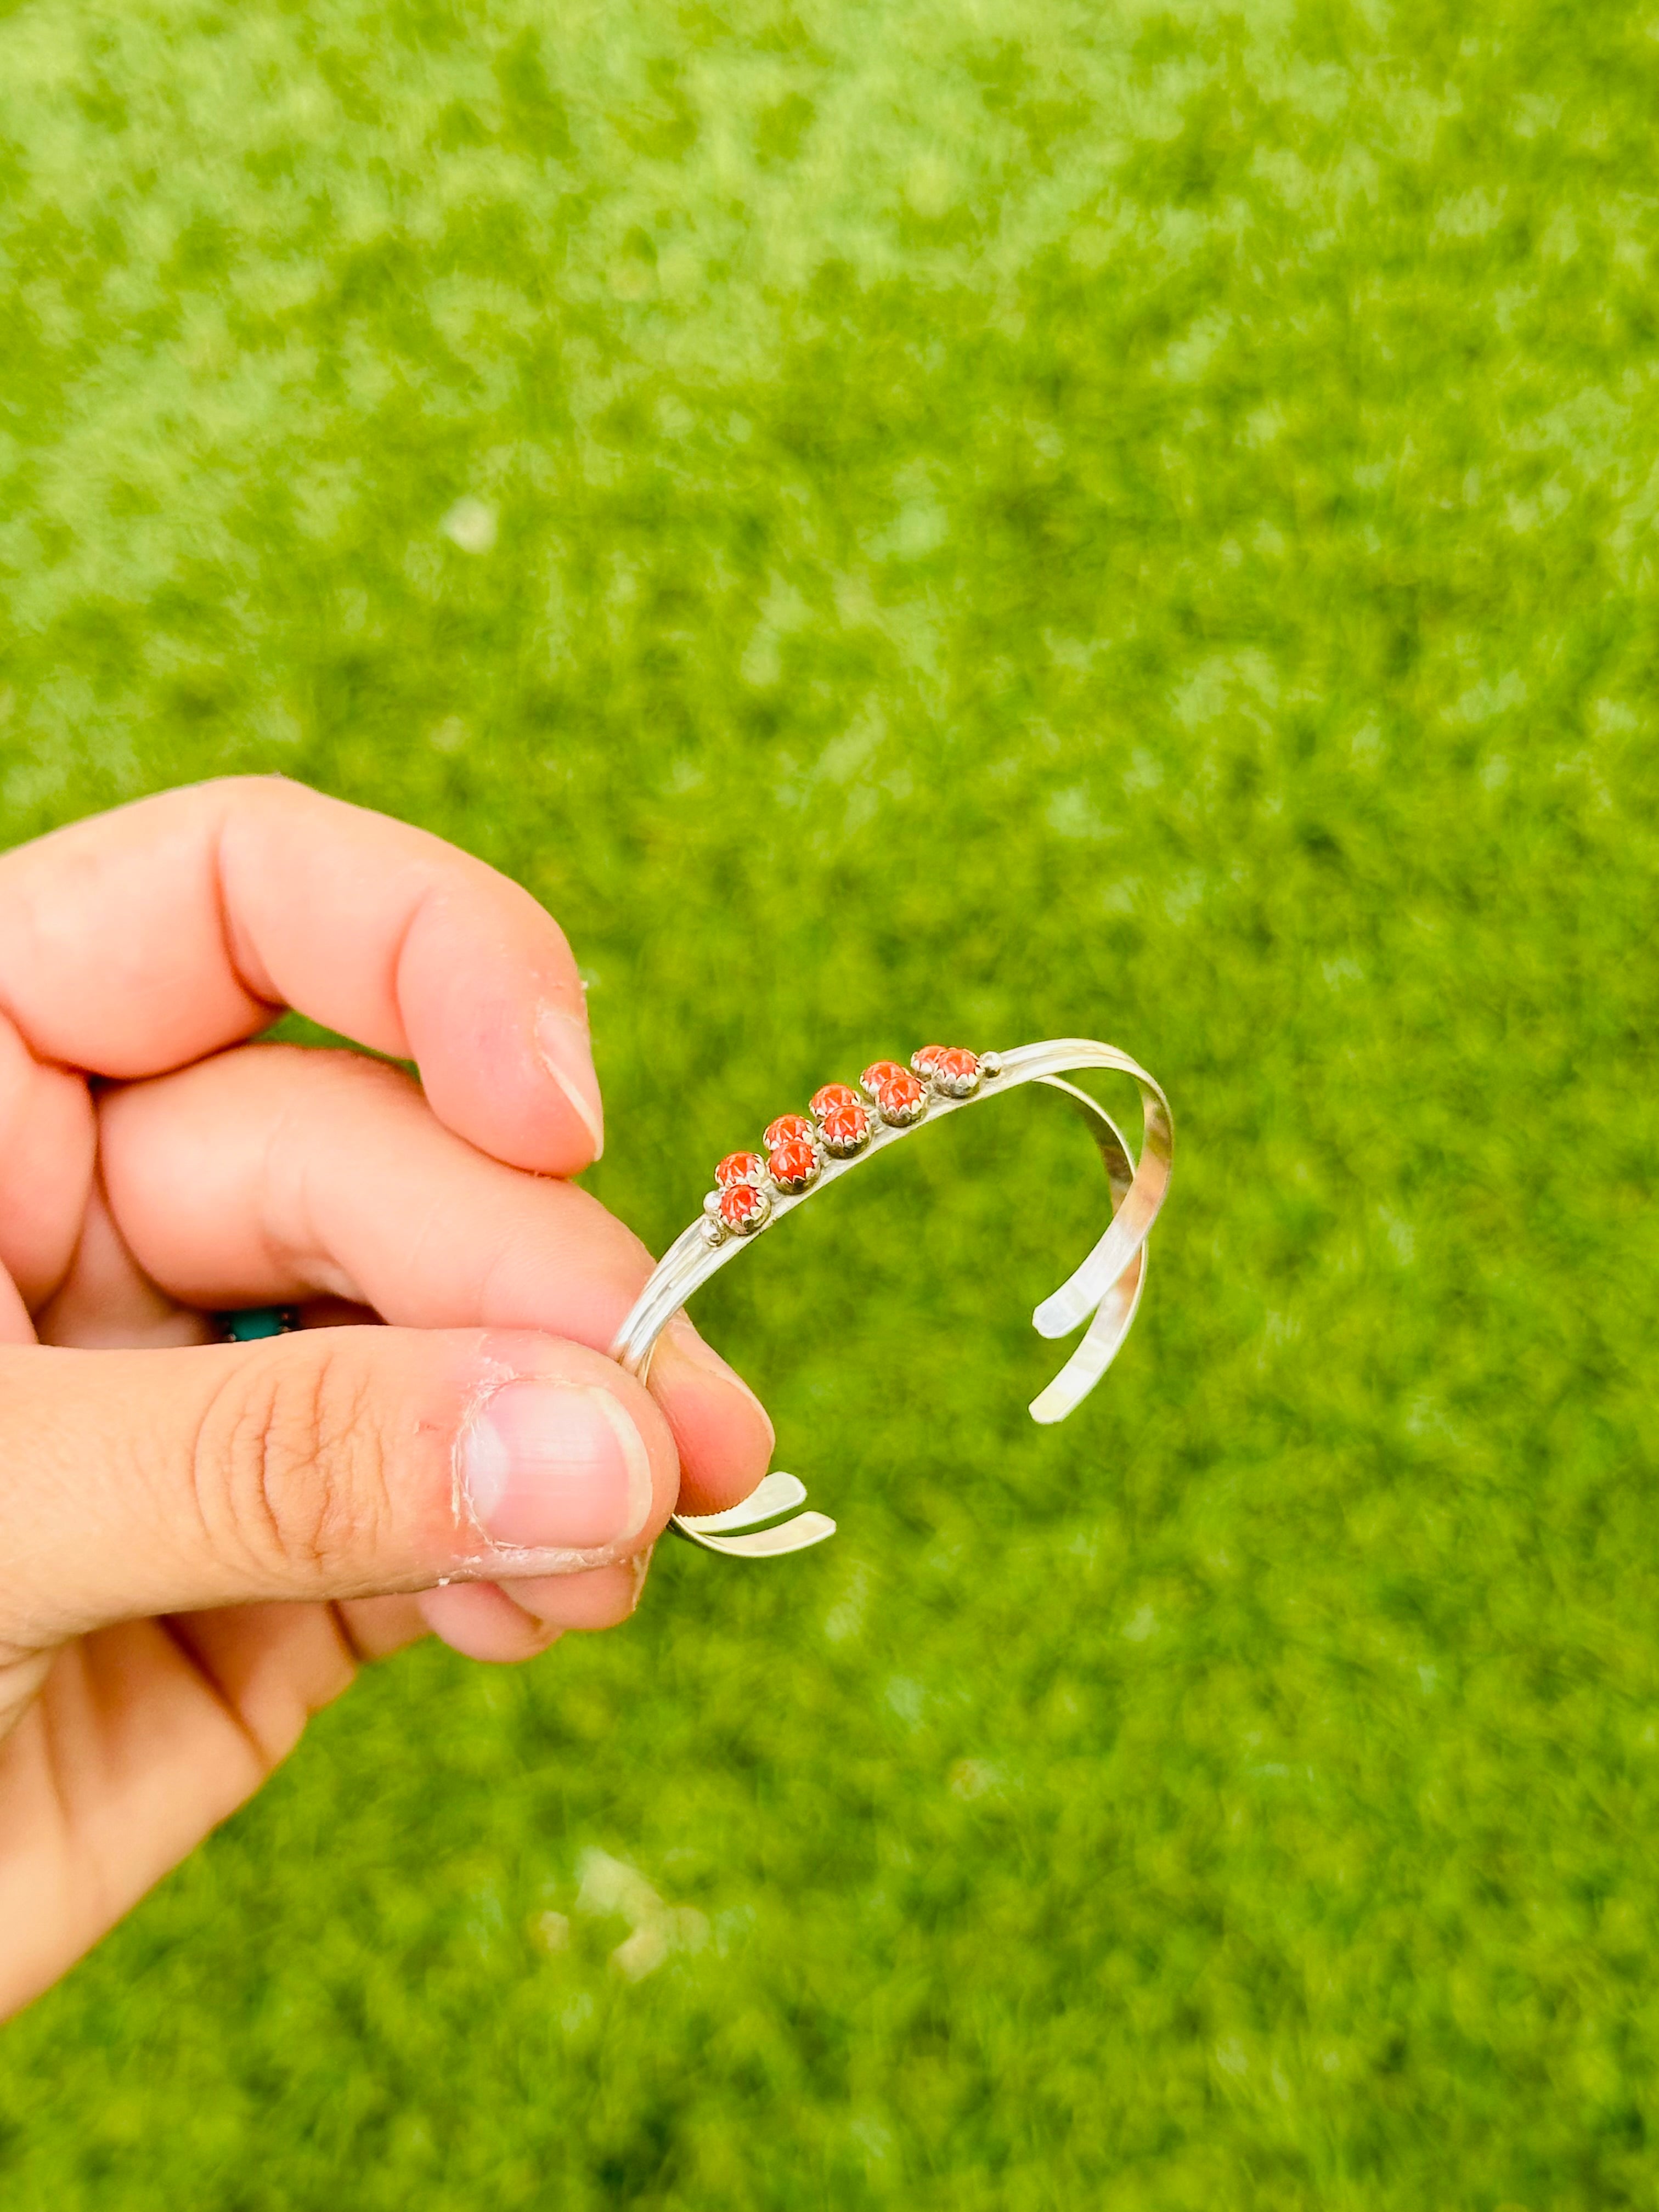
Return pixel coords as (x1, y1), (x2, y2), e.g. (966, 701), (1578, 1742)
(4, 0), (1659, 2202)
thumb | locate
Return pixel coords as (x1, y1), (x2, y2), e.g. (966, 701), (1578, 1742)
(0, 1327), (676, 1647)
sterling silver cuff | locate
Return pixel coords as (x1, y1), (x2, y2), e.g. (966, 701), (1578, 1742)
(608, 1040), (1173, 1559)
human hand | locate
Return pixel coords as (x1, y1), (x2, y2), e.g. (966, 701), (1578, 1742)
(0, 777), (772, 2016)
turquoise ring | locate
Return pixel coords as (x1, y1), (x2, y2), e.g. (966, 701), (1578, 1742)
(214, 1306), (300, 1342)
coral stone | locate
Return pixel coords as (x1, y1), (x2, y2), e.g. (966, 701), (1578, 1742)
(915, 1043), (981, 1097)
(767, 1137), (819, 1192)
(715, 1150), (766, 1188)
(817, 1101), (871, 1156)
(764, 1113), (816, 1150)
(874, 1069), (927, 1125)
(718, 1183), (770, 1233)
(810, 1082), (860, 1120)
(860, 1059), (909, 1096)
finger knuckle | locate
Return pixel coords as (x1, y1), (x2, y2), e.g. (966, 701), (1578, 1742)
(195, 1343), (392, 1587)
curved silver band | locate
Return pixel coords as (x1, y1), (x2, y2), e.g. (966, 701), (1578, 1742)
(608, 1039), (1173, 1558)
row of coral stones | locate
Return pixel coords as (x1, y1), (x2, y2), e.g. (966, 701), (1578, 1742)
(701, 1046), (999, 1242)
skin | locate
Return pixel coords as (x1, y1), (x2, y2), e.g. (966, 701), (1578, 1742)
(0, 777), (774, 2018)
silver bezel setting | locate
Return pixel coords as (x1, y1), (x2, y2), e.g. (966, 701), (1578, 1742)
(704, 1183), (771, 1236)
(873, 1082), (928, 1128)
(817, 1110), (872, 1158)
(913, 1045), (984, 1099)
(765, 1145), (821, 1195)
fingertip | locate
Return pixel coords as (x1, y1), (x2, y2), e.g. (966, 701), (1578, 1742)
(500, 1558), (647, 1635)
(396, 879), (602, 1174)
(420, 1579), (564, 1664)
(413, 987), (602, 1174)
(424, 1558), (646, 1654)
(650, 1319), (776, 1517)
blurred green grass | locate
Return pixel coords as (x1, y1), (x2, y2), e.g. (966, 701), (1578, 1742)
(4, 0), (1659, 2200)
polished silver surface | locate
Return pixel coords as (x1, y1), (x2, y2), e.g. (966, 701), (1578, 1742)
(609, 1040), (1173, 1559)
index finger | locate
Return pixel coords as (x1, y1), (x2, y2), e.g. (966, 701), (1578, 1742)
(0, 777), (603, 1173)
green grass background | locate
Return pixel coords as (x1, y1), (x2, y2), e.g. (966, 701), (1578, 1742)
(3, 0), (1659, 2200)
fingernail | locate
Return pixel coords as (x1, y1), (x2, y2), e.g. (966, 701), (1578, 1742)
(536, 1005), (605, 1161)
(463, 1383), (653, 1550)
(630, 1542), (656, 1614)
(661, 1315), (776, 1453)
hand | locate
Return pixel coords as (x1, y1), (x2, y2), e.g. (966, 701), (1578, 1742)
(0, 777), (772, 2017)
